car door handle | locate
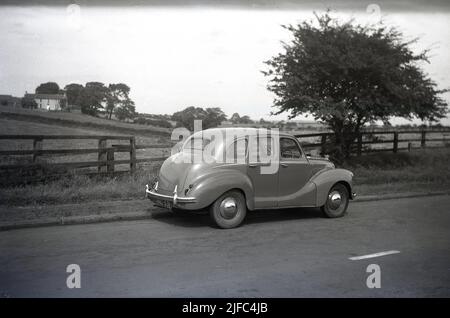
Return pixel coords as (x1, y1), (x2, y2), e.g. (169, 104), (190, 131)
(248, 163), (258, 168)
(281, 163), (288, 168)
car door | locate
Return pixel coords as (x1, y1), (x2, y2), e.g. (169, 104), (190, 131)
(277, 137), (315, 207)
(246, 135), (279, 209)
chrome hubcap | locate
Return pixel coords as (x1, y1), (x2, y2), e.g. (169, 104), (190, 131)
(328, 191), (342, 210)
(219, 197), (238, 219)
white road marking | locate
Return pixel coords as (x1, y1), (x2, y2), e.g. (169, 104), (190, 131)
(349, 250), (400, 261)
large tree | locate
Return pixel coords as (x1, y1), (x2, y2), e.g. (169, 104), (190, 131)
(21, 96), (37, 109)
(240, 115), (254, 124)
(204, 107), (227, 129)
(264, 12), (448, 161)
(106, 83), (134, 120)
(230, 112), (241, 124)
(115, 98), (136, 121)
(35, 82), (60, 94)
(78, 82), (108, 116)
(64, 83), (84, 106)
(172, 106), (227, 131)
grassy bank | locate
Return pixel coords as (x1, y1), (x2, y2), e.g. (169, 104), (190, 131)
(0, 164), (159, 206)
(0, 147), (449, 206)
(0, 106), (170, 137)
(342, 147), (450, 196)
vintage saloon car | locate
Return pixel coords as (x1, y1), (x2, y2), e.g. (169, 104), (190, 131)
(146, 128), (355, 229)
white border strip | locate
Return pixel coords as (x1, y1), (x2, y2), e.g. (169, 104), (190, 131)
(349, 250), (400, 261)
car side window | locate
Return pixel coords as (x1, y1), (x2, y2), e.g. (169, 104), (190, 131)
(280, 138), (302, 159)
(259, 136), (272, 158)
(248, 136), (274, 163)
(226, 138), (248, 163)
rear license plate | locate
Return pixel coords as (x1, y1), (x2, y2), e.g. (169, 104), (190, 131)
(154, 199), (173, 210)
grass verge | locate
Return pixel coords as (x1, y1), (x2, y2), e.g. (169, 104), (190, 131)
(0, 147), (449, 206)
(341, 147), (450, 196)
(0, 164), (159, 206)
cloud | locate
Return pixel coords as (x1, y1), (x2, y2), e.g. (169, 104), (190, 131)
(0, 5), (449, 124)
(0, 1), (450, 12)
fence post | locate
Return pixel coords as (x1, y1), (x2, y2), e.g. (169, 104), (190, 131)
(130, 137), (136, 173)
(107, 148), (115, 173)
(320, 134), (327, 156)
(393, 132), (398, 153)
(32, 137), (43, 162)
(408, 142), (412, 152)
(357, 133), (362, 157)
(421, 130), (426, 148)
(98, 138), (107, 173)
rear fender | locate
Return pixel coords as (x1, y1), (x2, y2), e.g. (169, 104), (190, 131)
(185, 169), (254, 210)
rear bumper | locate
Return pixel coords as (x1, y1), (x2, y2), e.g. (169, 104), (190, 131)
(145, 184), (197, 204)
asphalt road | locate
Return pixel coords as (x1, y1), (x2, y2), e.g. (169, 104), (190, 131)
(1, 195), (449, 297)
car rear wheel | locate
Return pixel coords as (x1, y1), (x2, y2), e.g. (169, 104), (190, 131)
(321, 183), (349, 218)
(210, 190), (247, 229)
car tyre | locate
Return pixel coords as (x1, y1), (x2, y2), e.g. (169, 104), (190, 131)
(210, 190), (247, 229)
(321, 183), (349, 218)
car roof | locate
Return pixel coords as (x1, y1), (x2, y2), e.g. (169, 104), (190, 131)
(200, 127), (295, 138)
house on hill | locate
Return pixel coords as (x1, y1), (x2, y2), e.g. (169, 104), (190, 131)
(24, 93), (67, 111)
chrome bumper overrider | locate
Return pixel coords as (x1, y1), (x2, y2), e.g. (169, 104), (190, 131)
(145, 184), (196, 204)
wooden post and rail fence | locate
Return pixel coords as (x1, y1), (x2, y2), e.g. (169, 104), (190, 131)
(0, 135), (172, 184)
(0, 129), (449, 184)
(294, 129), (450, 156)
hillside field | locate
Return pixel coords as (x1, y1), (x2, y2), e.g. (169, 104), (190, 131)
(0, 117), (172, 170)
(0, 106), (171, 137)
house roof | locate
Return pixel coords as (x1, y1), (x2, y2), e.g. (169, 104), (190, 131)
(25, 93), (66, 100)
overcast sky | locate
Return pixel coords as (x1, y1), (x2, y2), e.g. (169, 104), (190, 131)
(1, 1), (449, 124)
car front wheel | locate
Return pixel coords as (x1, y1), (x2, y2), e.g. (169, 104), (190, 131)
(321, 183), (349, 218)
(210, 190), (247, 229)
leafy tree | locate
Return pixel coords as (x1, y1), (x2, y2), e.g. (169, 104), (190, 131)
(59, 98), (67, 110)
(21, 96), (37, 109)
(173, 107), (206, 131)
(240, 115), (254, 124)
(172, 106), (227, 131)
(35, 82), (60, 94)
(264, 12), (448, 161)
(78, 82), (108, 116)
(115, 98), (136, 121)
(230, 112), (254, 124)
(106, 83), (132, 119)
(204, 107), (227, 129)
(230, 112), (241, 124)
(64, 83), (84, 106)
